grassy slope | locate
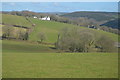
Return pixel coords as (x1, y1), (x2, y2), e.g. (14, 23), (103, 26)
(2, 14), (119, 43)
(29, 18), (119, 43)
(96, 30), (119, 41)
(3, 52), (118, 78)
(29, 18), (84, 43)
(2, 14), (32, 27)
(90, 28), (118, 42)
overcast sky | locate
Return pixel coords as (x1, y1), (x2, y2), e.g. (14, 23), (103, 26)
(2, 2), (118, 12)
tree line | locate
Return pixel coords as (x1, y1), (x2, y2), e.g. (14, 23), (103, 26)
(2, 25), (118, 53)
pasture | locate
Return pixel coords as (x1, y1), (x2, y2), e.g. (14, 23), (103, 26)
(2, 40), (118, 78)
(2, 40), (56, 53)
(3, 52), (118, 78)
(2, 14), (32, 28)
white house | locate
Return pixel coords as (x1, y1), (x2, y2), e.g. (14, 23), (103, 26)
(33, 16), (37, 18)
(46, 16), (50, 20)
(39, 16), (50, 21)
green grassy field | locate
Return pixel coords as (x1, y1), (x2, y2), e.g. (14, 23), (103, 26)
(2, 40), (118, 78)
(28, 18), (82, 43)
(2, 40), (56, 53)
(3, 52), (118, 78)
(2, 14), (32, 27)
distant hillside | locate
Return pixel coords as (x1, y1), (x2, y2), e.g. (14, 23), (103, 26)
(100, 18), (120, 30)
(61, 11), (117, 21)
(2, 11), (49, 18)
(41, 12), (68, 15)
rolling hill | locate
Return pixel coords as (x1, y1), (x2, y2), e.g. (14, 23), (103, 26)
(28, 18), (85, 43)
(61, 11), (117, 21)
(2, 14), (119, 43)
(28, 18), (119, 43)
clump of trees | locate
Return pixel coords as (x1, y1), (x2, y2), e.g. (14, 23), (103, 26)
(17, 29), (29, 40)
(55, 27), (117, 53)
(96, 35), (116, 52)
(55, 27), (95, 52)
(2, 26), (29, 40)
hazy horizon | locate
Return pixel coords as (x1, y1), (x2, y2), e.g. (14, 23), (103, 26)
(2, 2), (118, 12)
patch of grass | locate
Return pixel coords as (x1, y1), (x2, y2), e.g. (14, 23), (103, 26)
(3, 52), (118, 78)
(95, 30), (118, 42)
(2, 14), (32, 27)
(2, 40), (56, 53)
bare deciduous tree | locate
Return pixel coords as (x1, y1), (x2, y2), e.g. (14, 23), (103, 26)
(38, 32), (46, 43)
(96, 35), (116, 52)
(56, 27), (95, 52)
